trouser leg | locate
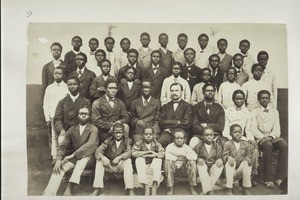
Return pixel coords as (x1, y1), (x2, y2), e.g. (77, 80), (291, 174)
(259, 140), (273, 182)
(273, 139), (288, 180)
(209, 164), (223, 186)
(225, 162), (236, 188)
(93, 160), (105, 188)
(123, 159), (134, 189)
(69, 157), (90, 184)
(164, 159), (176, 187)
(135, 157), (148, 184)
(197, 163), (213, 194)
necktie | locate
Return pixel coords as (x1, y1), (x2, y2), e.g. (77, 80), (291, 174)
(263, 108), (269, 113)
(78, 70), (82, 77)
(206, 104), (212, 114)
(144, 99), (148, 107)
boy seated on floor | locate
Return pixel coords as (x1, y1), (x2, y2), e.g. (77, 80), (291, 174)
(91, 122), (135, 196)
(132, 126), (165, 195)
(43, 105), (99, 196)
(222, 124), (253, 195)
(193, 126), (223, 195)
(164, 129), (198, 195)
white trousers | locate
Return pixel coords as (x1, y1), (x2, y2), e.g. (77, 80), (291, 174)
(93, 159), (134, 189)
(50, 119), (58, 159)
(225, 160), (252, 188)
(197, 163), (223, 194)
(135, 157), (162, 186)
(43, 157), (90, 195)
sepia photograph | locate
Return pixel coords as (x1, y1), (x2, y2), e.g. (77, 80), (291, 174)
(26, 23), (288, 196)
(2, 0), (300, 200)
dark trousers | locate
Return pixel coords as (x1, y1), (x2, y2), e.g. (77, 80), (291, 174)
(259, 138), (288, 182)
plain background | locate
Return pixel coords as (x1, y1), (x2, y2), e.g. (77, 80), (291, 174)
(27, 23), (288, 88)
(2, 0), (300, 200)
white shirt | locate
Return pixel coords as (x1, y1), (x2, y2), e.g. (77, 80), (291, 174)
(127, 81), (133, 90)
(261, 68), (277, 109)
(142, 47), (149, 52)
(160, 47), (168, 54)
(53, 59), (62, 67)
(43, 81), (68, 121)
(195, 47), (212, 69)
(233, 141), (240, 151)
(86, 50), (98, 71)
(105, 94), (114, 107)
(204, 143), (212, 154)
(77, 67), (86, 77)
(129, 63), (137, 68)
(116, 140), (122, 149)
(160, 75), (191, 106)
(79, 124), (87, 136)
(218, 52), (226, 61)
(152, 64), (160, 74)
(218, 81), (241, 109)
(241, 52), (254, 77)
(102, 75), (108, 81)
(145, 142), (152, 150)
(260, 105), (271, 116)
(172, 48), (186, 66)
(242, 79), (274, 111)
(173, 101), (180, 111)
(142, 96), (151, 107)
(69, 93), (80, 102)
(105, 50), (117, 76)
(224, 105), (253, 140)
(72, 50), (81, 54)
(116, 51), (128, 71)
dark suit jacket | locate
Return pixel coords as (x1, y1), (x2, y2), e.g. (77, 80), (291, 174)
(89, 75), (117, 101)
(219, 53), (233, 74)
(192, 101), (225, 136)
(222, 140), (252, 166)
(211, 69), (224, 91)
(129, 96), (161, 135)
(54, 94), (91, 133)
(159, 100), (192, 133)
(57, 123), (99, 160)
(118, 80), (141, 109)
(92, 95), (129, 134)
(193, 140), (222, 168)
(68, 68), (96, 99)
(158, 48), (173, 75)
(95, 136), (132, 161)
(64, 51), (78, 77)
(142, 65), (169, 99)
(132, 139), (165, 163)
(42, 60), (66, 94)
(181, 64), (202, 92)
(117, 64), (143, 82)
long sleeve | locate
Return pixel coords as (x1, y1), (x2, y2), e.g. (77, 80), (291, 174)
(165, 144), (177, 161)
(94, 139), (108, 160)
(156, 142), (165, 159)
(42, 64), (48, 94)
(53, 99), (65, 133)
(74, 126), (99, 159)
(269, 110), (281, 139)
(56, 129), (73, 160)
(223, 110), (231, 140)
(207, 107), (225, 133)
(118, 101), (130, 124)
(160, 79), (168, 105)
(185, 145), (197, 161)
(129, 102), (139, 127)
(244, 113), (254, 141)
(250, 111), (266, 140)
(120, 139), (132, 160)
(89, 78), (100, 99)
(183, 82), (191, 104)
(132, 142), (145, 158)
(222, 141), (231, 163)
(43, 86), (51, 122)
(92, 101), (113, 130)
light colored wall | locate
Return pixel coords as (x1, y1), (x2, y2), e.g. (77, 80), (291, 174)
(27, 23), (287, 88)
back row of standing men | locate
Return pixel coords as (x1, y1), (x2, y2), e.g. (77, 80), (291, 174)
(41, 32), (286, 196)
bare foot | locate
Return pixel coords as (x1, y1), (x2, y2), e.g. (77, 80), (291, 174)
(152, 182), (157, 196)
(128, 189), (135, 196)
(63, 183), (73, 196)
(144, 185), (150, 196)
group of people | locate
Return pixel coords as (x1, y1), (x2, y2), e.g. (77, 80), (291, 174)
(41, 32), (287, 196)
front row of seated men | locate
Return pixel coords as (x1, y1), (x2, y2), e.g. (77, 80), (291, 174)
(43, 78), (287, 196)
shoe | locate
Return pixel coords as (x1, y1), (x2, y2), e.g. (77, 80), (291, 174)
(242, 188), (252, 195)
(225, 188), (233, 195)
(264, 181), (275, 188)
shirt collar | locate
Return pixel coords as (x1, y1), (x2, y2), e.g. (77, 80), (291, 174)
(233, 104), (244, 111)
(240, 52), (248, 57)
(129, 63), (137, 68)
(200, 47), (207, 53)
(105, 94), (114, 102)
(160, 47), (168, 53)
(72, 50), (81, 54)
(186, 62), (195, 67)
(77, 67), (86, 73)
(260, 105), (270, 112)
(69, 92), (80, 101)
(204, 101), (213, 106)
(54, 81), (64, 86)
(152, 64), (160, 69)
(142, 96), (151, 103)
(142, 47), (149, 52)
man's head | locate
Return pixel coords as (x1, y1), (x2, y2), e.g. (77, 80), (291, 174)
(100, 59), (111, 75)
(141, 80), (152, 98)
(104, 80), (118, 98)
(151, 50), (161, 65)
(230, 124), (243, 143)
(202, 83), (216, 101)
(124, 66), (136, 81)
(201, 68), (212, 83)
(177, 33), (188, 50)
(184, 48), (196, 64)
(127, 49), (138, 65)
(174, 129), (186, 147)
(198, 33), (209, 50)
(251, 63), (264, 80)
(217, 38), (227, 54)
(75, 53), (87, 69)
(226, 67), (237, 83)
(120, 38), (131, 52)
(257, 90), (271, 108)
(143, 126), (155, 144)
(78, 105), (91, 125)
(95, 49), (106, 64)
(104, 37), (115, 52)
(67, 76), (80, 95)
(112, 123), (125, 141)
(239, 39), (250, 55)
(171, 62), (182, 77)
(202, 126), (215, 145)
(50, 42), (63, 60)
(71, 36), (82, 50)
(159, 33), (169, 48)
(209, 54), (220, 70)
(53, 67), (64, 83)
(232, 89), (246, 108)
(140, 32), (151, 47)
(257, 51), (269, 69)
(232, 53), (244, 69)
(89, 38), (99, 52)
(170, 83), (183, 102)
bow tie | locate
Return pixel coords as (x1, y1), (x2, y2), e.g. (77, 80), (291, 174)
(263, 108), (269, 113)
(200, 50), (204, 53)
(153, 67), (159, 70)
(173, 101), (180, 104)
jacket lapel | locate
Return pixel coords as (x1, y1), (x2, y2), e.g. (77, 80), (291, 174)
(114, 139), (125, 156)
(76, 123), (91, 148)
